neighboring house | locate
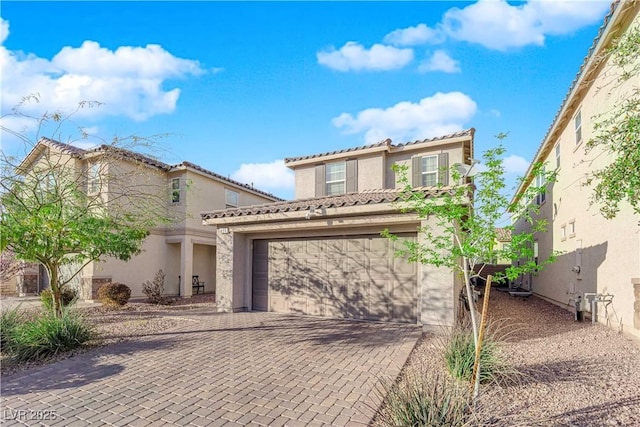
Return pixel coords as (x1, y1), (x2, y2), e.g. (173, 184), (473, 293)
(512, 1), (640, 339)
(202, 129), (475, 328)
(5, 138), (281, 299)
(474, 228), (512, 280)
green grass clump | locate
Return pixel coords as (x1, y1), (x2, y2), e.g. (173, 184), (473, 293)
(1, 307), (26, 351)
(376, 370), (471, 427)
(7, 308), (94, 362)
(442, 322), (509, 384)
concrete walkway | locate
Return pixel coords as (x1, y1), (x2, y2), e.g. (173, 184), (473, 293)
(1, 311), (421, 426)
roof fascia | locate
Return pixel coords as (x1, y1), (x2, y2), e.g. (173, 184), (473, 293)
(285, 144), (390, 169)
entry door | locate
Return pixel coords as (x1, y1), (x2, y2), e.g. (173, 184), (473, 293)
(252, 240), (269, 311)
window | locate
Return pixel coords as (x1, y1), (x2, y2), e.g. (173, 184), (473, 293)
(225, 189), (238, 208)
(421, 155), (438, 186)
(533, 241), (539, 268)
(535, 166), (546, 205)
(88, 163), (101, 194)
(574, 109), (582, 145)
(325, 162), (346, 196)
(555, 143), (561, 169)
(171, 178), (180, 203)
(561, 224), (567, 241)
(568, 220), (576, 238)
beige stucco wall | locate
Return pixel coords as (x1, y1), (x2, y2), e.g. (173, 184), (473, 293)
(514, 10), (640, 339)
(385, 141), (465, 188)
(212, 211), (457, 326)
(294, 165), (316, 199)
(291, 139), (468, 198)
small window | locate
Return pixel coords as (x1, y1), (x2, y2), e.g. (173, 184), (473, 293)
(535, 166), (546, 205)
(88, 163), (101, 194)
(555, 144), (561, 169)
(325, 162), (346, 196)
(171, 178), (181, 203)
(568, 220), (576, 238)
(225, 189), (238, 208)
(574, 109), (582, 145)
(561, 224), (567, 241)
(421, 155), (438, 186)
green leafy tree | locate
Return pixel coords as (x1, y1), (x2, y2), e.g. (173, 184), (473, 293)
(383, 136), (558, 393)
(1, 97), (173, 315)
(585, 25), (640, 218)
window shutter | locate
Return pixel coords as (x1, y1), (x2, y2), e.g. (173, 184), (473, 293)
(315, 164), (326, 197)
(346, 159), (358, 193)
(412, 157), (422, 187)
(438, 153), (449, 186)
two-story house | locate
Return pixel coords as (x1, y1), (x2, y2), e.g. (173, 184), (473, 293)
(6, 138), (281, 300)
(202, 129), (474, 328)
(512, 1), (640, 339)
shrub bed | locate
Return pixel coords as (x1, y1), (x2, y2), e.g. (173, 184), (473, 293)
(97, 283), (131, 307)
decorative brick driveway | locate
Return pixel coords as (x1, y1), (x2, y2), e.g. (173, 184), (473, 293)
(1, 311), (421, 426)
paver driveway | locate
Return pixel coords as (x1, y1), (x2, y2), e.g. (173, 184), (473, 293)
(1, 311), (421, 426)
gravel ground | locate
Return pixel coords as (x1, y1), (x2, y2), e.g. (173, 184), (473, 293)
(0, 299), (215, 376)
(391, 290), (640, 426)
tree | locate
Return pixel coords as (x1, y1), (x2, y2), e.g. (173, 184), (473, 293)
(1, 97), (173, 315)
(383, 136), (558, 396)
(585, 25), (640, 218)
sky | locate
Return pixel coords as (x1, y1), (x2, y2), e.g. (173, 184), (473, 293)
(0, 1), (612, 200)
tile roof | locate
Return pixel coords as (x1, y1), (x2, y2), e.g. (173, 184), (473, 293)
(514, 0), (620, 199)
(40, 138), (88, 157)
(284, 128), (474, 164)
(201, 186), (457, 220)
(178, 161), (283, 201)
(284, 139), (392, 164)
(37, 138), (283, 201)
(496, 228), (512, 242)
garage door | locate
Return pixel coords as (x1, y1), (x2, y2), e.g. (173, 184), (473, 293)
(252, 235), (417, 323)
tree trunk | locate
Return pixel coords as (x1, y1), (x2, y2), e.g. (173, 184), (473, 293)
(46, 264), (63, 317)
(463, 258), (479, 348)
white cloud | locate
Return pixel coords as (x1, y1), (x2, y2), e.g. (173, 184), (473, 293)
(332, 91), (477, 144)
(418, 50), (460, 73)
(1, 20), (205, 125)
(383, 23), (444, 46)
(503, 154), (530, 175)
(231, 160), (294, 191)
(441, 0), (610, 51)
(0, 17), (8, 45)
(317, 42), (413, 72)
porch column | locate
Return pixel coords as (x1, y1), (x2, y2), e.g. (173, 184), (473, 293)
(180, 237), (193, 297)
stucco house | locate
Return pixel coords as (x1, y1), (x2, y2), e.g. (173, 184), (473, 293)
(202, 129), (475, 328)
(5, 138), (281, 299)
(512, 1), (640, 339)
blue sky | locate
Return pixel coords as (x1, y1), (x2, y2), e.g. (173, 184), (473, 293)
(0, 1), (611, 200)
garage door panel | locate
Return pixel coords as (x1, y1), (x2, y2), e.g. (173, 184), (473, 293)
(255, 235), (417, 323)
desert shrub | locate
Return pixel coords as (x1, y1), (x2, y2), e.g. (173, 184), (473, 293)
(8, 308), (94, 362)
(142, 269), (168, 304)
(441, 321), (510, 384)
(40, 287), (77, 312)
(97, 282), (131, 307)
(1, 307), (26, 351)
(375, 370), (471, 427)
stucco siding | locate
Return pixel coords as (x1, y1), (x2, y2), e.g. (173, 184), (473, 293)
(514, 8), (640, 338)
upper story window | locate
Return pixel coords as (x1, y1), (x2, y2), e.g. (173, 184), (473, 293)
(421, 155), (438, 186)
(171, 178), (181, 203)
(225, 189), (238, 208)
(88, 163), (101, 194)
(314, 159), (357, 197)
(555, 143), (561, 169)
(411, 153), (449, 187)
(574, 109), (582, 145)
(325, 161), (346, 196)
(535, 166), (546, 205)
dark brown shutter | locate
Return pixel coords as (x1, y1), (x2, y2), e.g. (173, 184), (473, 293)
(315, 164), (326, 197)
(438, 153), (449, 186)
(346, 159), (357, 193)
(412, 157), (422, 187)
